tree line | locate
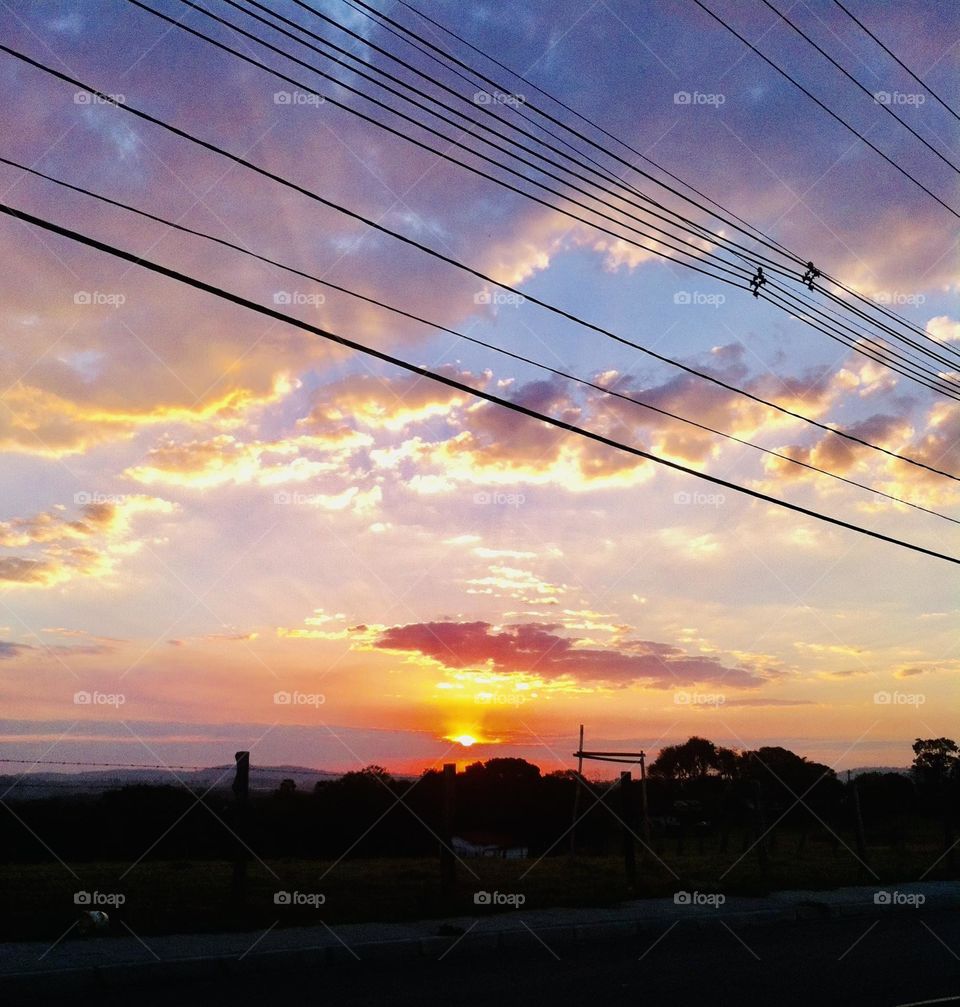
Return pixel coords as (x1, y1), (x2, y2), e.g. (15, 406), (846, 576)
(0, 737), (957, 863)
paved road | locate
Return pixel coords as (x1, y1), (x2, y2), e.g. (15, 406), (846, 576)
(17, 908), (960, 1007)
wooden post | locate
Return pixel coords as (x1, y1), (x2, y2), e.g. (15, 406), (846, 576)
(569, 724), (584, 858)
(620, 771), (636, 888)
(231, 751), (250, 908)
(440, 763), (457, 897)
(639, 751), (651, 846)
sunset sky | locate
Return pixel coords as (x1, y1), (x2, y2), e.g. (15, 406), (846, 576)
(0, 0), (958, 777)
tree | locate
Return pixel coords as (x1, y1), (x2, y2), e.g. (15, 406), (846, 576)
(911, 738), (959, 793)
(650, 737), (723, 780)
(715, 746), (740, 780)
(463, 757), (541, 785)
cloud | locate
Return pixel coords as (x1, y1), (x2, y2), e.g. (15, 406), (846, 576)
(721, 698), (815, 707)
(373, 620), (764, 688)
(0, 371), (297, 458)
(41, 627), (125, 644)
(0, 497), (176, 589)
(373, 377), (654, 492)
(464, 565), (569, 604)
(0, 641), (31, 660)
(0, 637), (114, 659)
(299, 367), (490, 433)
(124, 419), (374, 490)
(926, 316), (960, 345)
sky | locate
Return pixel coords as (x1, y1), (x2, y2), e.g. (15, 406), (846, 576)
(0, 0), (957, 778)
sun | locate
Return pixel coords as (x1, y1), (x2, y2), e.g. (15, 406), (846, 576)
(450, 733), (477, 747)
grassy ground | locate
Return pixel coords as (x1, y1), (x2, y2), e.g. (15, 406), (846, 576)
(3, 826), (956, 942)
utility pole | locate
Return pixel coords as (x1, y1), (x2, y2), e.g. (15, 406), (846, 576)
(620, 771), (637, 888)
(231, 751), (250, 909)
(570, 724), (584, 857)
(440, 762), (457, 899)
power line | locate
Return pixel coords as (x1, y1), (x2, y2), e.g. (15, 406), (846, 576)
(128, 0), (754, 293)
(758, 0), (960, 175)
(228, 0), (960, 383)
(167, 0), (760, 284)
(4, 43), (958, 481)
(125, 1), (960, 398)
(232, 0), (793, 278)
(345, 0), (809, 269)
(4, 198), (960, 567)
(688, 0), (960, 220)
(833, 0), (960, 125)
(350, 0), (958, 360)
(5, 152), (956, 525)
(0, 758), (206, 769)
(243, 0), (805, 284)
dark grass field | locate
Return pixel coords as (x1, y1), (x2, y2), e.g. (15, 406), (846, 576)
(4, 822), (956, 941)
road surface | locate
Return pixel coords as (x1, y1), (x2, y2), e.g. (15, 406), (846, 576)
(15, 907), (960, 1006)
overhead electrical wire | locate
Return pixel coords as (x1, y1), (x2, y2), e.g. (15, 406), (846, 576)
(688, 0), (960, 220)
(3, 41), (958, 482)
(363, 0), (958, 357)
(125, 0), (754, 290)
(226, 0), (960, 381)
(120, 1), (960, 400)
(0, 758), (206, 769)
(833, 0), (960, 125)
(758, 0), (960, 175)
(4, 152), (956, 525)
(4, 197), (959, 567)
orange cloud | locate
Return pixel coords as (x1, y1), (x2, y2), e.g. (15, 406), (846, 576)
(0, 496), (176, 588)
(373, 620), (765, 689)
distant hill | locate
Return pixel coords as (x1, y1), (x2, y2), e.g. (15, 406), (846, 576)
(0, 764), (347, 800)
(846, 766), (911, 778)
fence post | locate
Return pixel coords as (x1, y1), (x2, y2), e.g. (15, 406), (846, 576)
(620, 771), (636, 888)
(570, 724), (584, 858)
(639, 752), (651, 847)
(231, 751), (250, 908)
(440, 763), (457, 898)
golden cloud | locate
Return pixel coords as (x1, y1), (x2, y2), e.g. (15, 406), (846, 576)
(0, 496), (176, 589)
